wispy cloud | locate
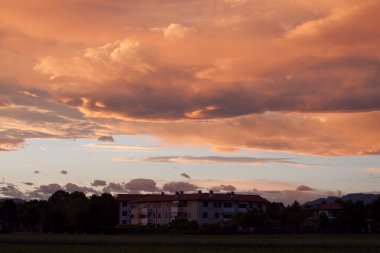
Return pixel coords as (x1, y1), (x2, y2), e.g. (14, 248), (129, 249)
(114, 155), (310, 166)
(364, 168), (380, 173)
(83, 143), (159, 150)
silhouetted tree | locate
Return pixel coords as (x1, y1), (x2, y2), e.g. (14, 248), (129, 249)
(232, 209), (268, 232)
(169, 218), (199, 232)
(369, 197), (380, 222)
(337, 200), (367, 233)
(89, 193), (118, 229)
(64, 192), (90, 232)
(318, 212), (330, 232)
(283, 201), (306, 232)
(0, 200), (19, 231)
(20, 200), (43, 231)
(48, 190), (70, 206)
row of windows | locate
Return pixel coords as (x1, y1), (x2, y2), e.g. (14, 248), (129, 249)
(203, 201), (262, 209)
(123, 211), (188, 219)
(128, 202), (190, 209)
(124, 204), (262, 216)
(125, 201), (262, 209)
(202, 212), (232, 219)
(131, 203), (172, 208)
(126, 213), (193, 220)
(203, 201), (232, 208)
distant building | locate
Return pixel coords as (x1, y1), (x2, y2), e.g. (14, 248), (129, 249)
(309, 203), (341, 220)
(117, 191), (269, 225)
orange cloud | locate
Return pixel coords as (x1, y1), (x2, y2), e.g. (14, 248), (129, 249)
(116, 111), (380, 156)
(364, 168), (380, 173)
(0, 138), (24, 151)
(0, 0), (379, 157)
(192, 179), (295, 192)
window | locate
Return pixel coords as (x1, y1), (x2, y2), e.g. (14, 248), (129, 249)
(131, 214), (134, 219)
(203, 212), (208, 218)
(122, 211), (128, 216)
(224, 202), (232, 208)
(122, 201), (128, 207)
(238, 203), (247, 208)
(203, 201), (208, 207)
(213, 202), (221, 208)
(122, 220), (127, 224)
(257, 203), (262, 209)
(214, 213), (220, 219)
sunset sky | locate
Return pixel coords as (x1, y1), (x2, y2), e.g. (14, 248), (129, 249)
(0, 0), (379, 204)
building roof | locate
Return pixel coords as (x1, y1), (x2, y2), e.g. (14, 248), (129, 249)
(116, 194), (145, 201)
(117, 192), (268, 203)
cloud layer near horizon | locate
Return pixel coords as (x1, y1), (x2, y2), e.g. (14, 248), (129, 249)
(0, 177), (334, 205)
(0, 0), (380, 156)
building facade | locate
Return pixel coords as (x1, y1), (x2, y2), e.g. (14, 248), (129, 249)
(117, 191), (269, 225)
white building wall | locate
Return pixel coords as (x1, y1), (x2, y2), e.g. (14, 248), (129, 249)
(119, 197), (267, 225)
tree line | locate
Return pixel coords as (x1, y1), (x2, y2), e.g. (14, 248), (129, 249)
(0, 191), (118, 233)
(231, 200), (380, 233)
(0, 190), (379, 234)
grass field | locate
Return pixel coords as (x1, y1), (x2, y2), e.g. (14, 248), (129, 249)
(0, 234), (379, 253)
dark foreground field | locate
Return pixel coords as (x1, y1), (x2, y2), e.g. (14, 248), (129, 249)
(0, 234), (380, 253)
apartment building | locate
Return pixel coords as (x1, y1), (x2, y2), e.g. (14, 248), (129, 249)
(117, 191), (269, 225)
